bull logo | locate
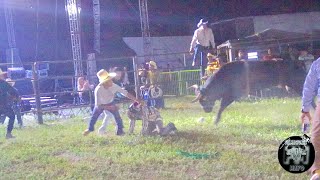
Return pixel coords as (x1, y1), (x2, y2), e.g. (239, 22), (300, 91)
(278, 135), (315, 173)
(283, 146), (309, 165)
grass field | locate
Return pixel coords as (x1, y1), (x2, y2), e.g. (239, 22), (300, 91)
(0, 97), (311, 179)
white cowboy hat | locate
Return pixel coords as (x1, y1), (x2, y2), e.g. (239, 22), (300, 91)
(147, 61), (157, 69)
(0, 68), (7, 75)
(97, 69), (116, 85)
(197, 18), (208, 28)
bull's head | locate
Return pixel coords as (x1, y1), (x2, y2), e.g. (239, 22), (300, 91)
(190, 84), (217, 113)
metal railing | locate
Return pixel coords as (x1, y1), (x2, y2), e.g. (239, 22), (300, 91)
(0, 51), (299, 125)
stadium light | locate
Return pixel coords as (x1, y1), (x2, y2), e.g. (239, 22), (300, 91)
(67, 3), (81, 15)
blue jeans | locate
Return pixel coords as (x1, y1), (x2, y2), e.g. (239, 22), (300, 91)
(0, 106), (15, 134)
(88, 104), (124, 132)
(193, 44), (210, 77)
(12, 102), (23, 126)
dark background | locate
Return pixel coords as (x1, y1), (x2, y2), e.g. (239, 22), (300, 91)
(0, 0), (319, 63)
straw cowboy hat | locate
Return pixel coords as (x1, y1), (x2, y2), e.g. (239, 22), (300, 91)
(197, 18), (208, 28)
(0, 68), (7, 75)
(97, 69), (116, 85)
(147, 61), (157, 69)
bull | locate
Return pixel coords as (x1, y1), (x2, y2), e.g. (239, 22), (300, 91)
(191, 60), (307, 124)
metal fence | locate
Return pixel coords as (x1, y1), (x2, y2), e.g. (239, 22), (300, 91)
(0, 52), (298, 125)
(158, 69), (201, 96)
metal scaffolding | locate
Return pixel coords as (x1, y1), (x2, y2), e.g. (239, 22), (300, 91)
(139, 0), (152, 62)
(66, 0), (83, 77)
(93, 0), (100, 54)
(4, 1), (22, 67)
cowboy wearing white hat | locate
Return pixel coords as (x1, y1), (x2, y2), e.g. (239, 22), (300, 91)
(83, 69), (143, 136)
(0, 68), (19, 139)
(189, 18), (215, 78)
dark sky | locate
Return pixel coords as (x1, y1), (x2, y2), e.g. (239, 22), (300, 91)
(1, 0), (319, 61)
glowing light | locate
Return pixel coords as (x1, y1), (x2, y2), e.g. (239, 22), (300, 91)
(67, 4), (81, 15)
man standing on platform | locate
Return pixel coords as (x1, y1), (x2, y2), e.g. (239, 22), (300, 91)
(189, 18), (215, 77)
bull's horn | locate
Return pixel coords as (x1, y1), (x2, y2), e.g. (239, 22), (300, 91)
(188, 84), (199, 90)
(191, 93), (202, 103)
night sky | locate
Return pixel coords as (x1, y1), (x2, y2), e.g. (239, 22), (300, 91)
(0, 0), (319, 62)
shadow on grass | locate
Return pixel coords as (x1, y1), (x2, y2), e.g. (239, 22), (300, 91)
(164, 130), (221, 145)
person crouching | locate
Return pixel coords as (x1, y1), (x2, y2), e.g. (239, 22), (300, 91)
(83, 69), (143, 136)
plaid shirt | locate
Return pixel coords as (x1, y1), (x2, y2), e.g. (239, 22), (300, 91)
(302, 57), (320, 112)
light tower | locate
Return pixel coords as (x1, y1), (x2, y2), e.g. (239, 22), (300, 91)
(65, 0), (83, 78)
(139, 0), (152, 63)
(4, 1), (22, 68)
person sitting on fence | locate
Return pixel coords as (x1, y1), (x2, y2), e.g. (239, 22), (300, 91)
(201, 53), (220, 80)
(83, 69), (143, 136)
(0, 68), (20, 139)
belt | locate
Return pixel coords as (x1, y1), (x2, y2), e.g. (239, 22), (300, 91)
(197, 44), (210, 49)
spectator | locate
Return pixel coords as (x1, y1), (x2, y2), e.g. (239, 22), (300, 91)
(280, 45), (292, 61)
(77, 77), (93, 104)
(299, 50), (315, 71)
(138, 63), (147, 85)
(262, 48), (282, 61)
(189, 18), (215, 78)
(122, 67), (130, 88)
(110, 67), (123, 87)
(289, 46), (299, 61)
(234, 50), (247, 61)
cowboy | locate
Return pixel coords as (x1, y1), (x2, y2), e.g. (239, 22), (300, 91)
(83, 69), (143, 136)
(201, 53), (220, 80)
(143, 61), (164, 108)
(189, 18), (215, 78)
(0, 69), (19, 139)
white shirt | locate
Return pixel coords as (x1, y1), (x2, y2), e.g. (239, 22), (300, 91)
(95, 83), (128, 106)
(190, 26), (215, 50)
(298, 54), (314, 61)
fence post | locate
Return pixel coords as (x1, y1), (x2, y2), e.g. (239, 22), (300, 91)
(132, 56), (139, 99)
(32, 62), (43, 124)
(178, 71), (182, 96)
(183, 53), (186, 67)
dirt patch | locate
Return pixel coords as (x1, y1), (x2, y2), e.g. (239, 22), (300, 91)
(53, 151), (82, 163)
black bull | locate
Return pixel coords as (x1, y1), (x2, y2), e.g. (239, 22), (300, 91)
(192, 60), (307, 124)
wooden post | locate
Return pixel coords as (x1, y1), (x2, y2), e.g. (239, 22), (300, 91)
(32, 62), (43, 124)
(132, 56), (139, 99)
